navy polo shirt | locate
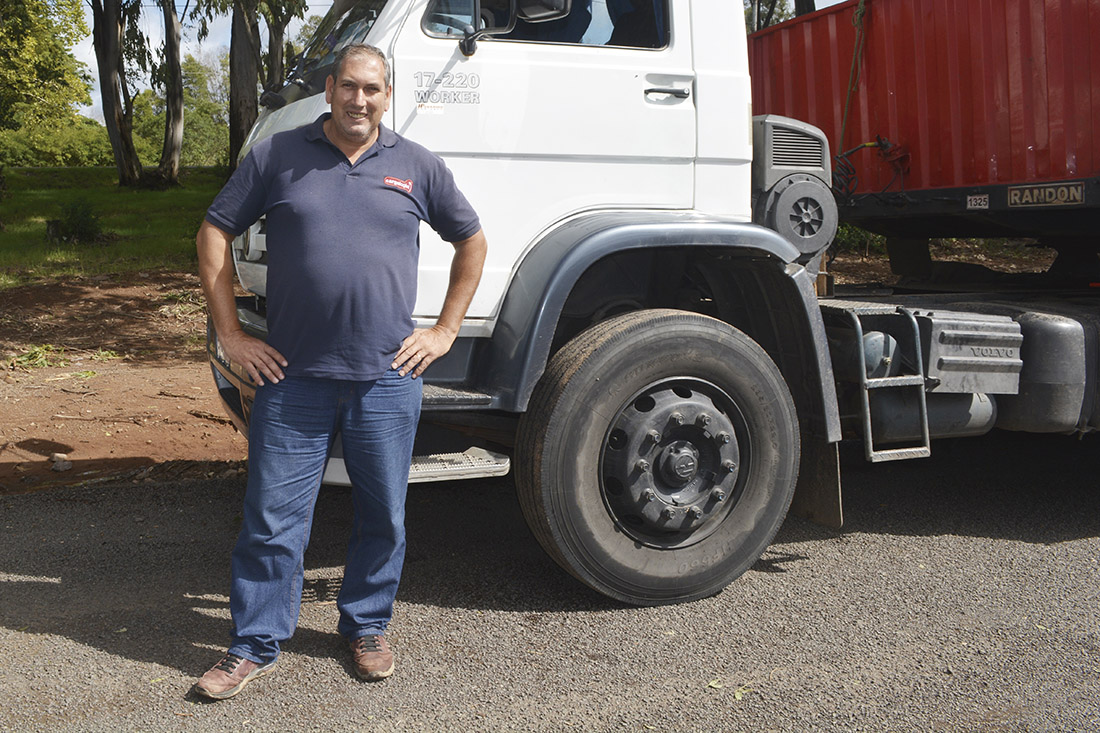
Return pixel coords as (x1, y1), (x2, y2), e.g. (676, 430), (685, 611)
(206, 115), (481, 381)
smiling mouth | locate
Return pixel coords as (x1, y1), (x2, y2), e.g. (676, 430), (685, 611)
(348, 111), (368, 120)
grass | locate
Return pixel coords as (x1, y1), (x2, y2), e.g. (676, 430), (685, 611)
(0, 167), (226, 289)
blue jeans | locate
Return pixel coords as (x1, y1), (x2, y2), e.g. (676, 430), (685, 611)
(227, 371), (422, 663)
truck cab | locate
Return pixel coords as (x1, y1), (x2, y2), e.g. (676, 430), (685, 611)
(208, 0), (846, 605)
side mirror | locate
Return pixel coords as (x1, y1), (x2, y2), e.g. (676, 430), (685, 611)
(460, 0), (516, 55)
(458, 0), (573, 55)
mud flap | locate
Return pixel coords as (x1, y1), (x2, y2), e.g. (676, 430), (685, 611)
(789, 436), (843, 529)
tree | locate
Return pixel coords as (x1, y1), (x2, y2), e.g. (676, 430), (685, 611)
(794, 0), (817, 15)
(150, 0), (187, 185)
(259, 0), (306, 92)
(744, 0), (795, 31)
(180, 52), (229, 166)
(194, 0), (305, 170)
(129, 89), (166, 159)
(0, 0), (92, 130)
(228, 0), (262, 170)
(90, 0), (144, 185)
(0, 0), (112, 170)
(291, 14), (323, 59)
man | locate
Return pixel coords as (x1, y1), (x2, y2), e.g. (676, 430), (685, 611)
(193, 43), (486, 700)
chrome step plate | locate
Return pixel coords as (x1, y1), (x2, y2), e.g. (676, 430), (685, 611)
(321, 446), (510, 486)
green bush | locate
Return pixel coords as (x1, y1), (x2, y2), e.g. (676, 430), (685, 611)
(831, 223), (886, 257)
(46, 198), (104, 245)
(0, 116), (114, 167)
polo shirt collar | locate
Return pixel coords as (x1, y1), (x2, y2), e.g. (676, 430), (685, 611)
(308, 113), (399, 150)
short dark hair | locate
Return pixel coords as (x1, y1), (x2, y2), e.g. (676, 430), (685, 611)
(331, 44), (391, 87)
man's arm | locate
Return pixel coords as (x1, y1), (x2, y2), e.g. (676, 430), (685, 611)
(197, 219), (288, 386)
(392, 228), (487, 378)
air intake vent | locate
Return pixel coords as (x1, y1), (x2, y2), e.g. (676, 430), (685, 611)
(772, 126), (825, 168)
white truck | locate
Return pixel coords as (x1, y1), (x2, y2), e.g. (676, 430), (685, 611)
(209, 0), (1095, 605)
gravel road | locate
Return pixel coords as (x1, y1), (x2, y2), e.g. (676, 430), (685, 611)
(1, 430), (1098, 732)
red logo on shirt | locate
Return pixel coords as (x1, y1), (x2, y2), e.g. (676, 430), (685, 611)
(384, 176), (413, 193)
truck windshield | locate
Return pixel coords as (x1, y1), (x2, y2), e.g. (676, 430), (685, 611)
(271, 0), (391, 106)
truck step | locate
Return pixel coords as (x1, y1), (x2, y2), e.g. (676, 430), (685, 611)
(867, 446), (933, 463)
(422, 384), (493, 409)
(864, 375), (926, 389)
(321, 446), (510, 486)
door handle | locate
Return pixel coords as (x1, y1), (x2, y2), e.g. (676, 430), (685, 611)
(645, 87), (690, 99)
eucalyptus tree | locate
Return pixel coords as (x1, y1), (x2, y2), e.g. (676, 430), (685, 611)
(90, 0), (145, 184)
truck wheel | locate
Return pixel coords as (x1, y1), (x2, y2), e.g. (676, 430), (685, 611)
(516, 309), (800, 605)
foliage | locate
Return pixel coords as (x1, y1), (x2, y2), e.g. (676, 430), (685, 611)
(0, 116), (115, 167)
(0, 0), (91, 131)
(192, 0), (305, 168)
(0, 166), (224, 288)
(744, 0), (795, 32)
(0, 51), (229, 169)
(830, 223), (885, 257)
(291, 15), (324, 59)
(260, 0), (307, 90)
(47, 198), (105, 245)
(9, 344), (69, 369)
(129, 89), (167, 161)
(181, 53), (230, 167)
(131, 54), (231, 168)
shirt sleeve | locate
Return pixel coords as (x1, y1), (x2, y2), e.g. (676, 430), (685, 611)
(424, 157), (482, 243)
(204, 147), (270, 236)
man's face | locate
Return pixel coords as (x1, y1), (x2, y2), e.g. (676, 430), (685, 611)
(324, 53), (392, 149)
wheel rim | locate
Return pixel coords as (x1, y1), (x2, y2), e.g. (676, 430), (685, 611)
(599, 377), (749, 549)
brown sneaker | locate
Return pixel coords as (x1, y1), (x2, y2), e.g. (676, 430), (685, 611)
(193, 652), (276, 700)
(349, 634), (394, 681)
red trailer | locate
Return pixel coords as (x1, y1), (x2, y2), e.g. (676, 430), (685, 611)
(748, 0), (1100, 244)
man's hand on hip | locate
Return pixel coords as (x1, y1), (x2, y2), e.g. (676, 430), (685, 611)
(220, 329), (288, 386)
(393, 325), (456, 379)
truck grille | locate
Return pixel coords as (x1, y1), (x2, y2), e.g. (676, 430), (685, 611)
(772, 126), (825, 168)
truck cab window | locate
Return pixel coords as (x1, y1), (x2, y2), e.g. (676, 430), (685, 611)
(271, 0), (390, 106)
(422, 0), (668, 48)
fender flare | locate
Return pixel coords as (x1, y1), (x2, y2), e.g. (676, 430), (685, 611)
(479, 212), (839, 439)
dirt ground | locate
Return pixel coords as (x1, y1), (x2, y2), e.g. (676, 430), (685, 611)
(0, 271), (248, 494)
(0, 245), (1055, 495)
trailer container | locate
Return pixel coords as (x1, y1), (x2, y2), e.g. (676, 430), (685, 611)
(748, 0), (1100, 242)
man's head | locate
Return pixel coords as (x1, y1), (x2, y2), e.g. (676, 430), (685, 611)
(331, 44), (391, 88)
(324, 44), (392, 151)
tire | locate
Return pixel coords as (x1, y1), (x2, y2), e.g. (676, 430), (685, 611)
(515, 309), (800, 605)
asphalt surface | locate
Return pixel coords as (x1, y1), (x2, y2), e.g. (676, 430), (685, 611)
(1, 430), (1098, 732)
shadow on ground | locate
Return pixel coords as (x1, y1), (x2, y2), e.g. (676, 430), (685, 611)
(1, 429), (1096, 677)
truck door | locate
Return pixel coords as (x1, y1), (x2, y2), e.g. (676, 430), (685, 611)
(391, 0), (696, 321)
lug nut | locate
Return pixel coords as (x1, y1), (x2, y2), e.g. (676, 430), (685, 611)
(688, 506), (703, 519)
(636, 459), (651, 473)
(662, 507), (677, 519)
(711, 488), (726, 501)
(647, 429), (662, 443)
(642, 489), (657, 502)
(717, 432), (732, 444)
(696, 414), (711, 427)
(722, 459), (738, 473)
(669, 412), (684, 425)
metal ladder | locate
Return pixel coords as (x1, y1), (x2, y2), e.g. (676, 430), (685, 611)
(838, 304), (932, 463)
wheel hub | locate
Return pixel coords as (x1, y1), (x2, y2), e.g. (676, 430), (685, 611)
(658, 441), (699, 486)
(600, 378), (745, 548)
